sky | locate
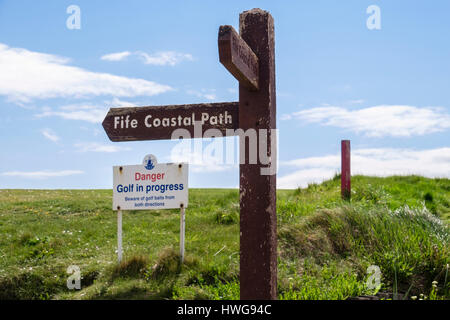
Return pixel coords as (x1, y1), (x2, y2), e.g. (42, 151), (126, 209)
(0, 0), (449, 189)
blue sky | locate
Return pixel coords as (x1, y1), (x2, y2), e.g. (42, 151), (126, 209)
(0, 0), (449, 189)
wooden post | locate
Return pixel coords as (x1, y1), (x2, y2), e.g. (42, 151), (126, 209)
(117, 209), (123, 263)
(239, 9), (277, 300)
(341, 140), (351, 200)
(180, 205), (185, 263)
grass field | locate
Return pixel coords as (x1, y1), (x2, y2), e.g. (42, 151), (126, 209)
(0, 175), (448, 300)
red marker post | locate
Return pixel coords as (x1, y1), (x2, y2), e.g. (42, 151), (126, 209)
(341, 140), (351, 200)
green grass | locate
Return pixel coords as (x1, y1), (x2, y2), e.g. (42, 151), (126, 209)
(0, 175), (448, 300)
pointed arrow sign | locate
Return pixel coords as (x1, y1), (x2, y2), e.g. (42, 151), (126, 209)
(218, 25), (259, 91)
(102, 102), (239, 142)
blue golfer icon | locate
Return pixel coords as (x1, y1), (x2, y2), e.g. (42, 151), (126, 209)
(145, 159), (155, 170)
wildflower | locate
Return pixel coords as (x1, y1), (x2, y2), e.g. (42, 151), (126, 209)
(411, 296), (417, 300)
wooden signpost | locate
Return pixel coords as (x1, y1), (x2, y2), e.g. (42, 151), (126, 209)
(221, 9), (277, 300)
(103, 8), (277, 300)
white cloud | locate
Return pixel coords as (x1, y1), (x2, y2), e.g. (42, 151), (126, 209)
(136, 51), (193, 66)
(36, 104), (107, 123)
(101, 50), (193, 66)
(74, 142), (130, 153)
(100, 51), (131, 61)
(278, 168), (338, 189)
(107, 97), (141, 108)
(278, 147), (450, 189)
(203, 94), (217, 100)
(186, 89), (217, 101)
(1, 170), (83, 179)
(41, 128), (60, 142)
(286, 105), (450, 137)
(36, 99), (144, 124)
(279, 114), (292, 121)
(0, 43), (172, 103)
(348, 99), (365, 105)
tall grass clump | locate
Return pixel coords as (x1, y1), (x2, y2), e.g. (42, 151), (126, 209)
(279, 203), (449, 297)
(147, 247), (183, 280)
(111, 255), (149, 279)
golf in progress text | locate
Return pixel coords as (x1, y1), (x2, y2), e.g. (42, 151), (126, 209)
(113, 162), (188, 210)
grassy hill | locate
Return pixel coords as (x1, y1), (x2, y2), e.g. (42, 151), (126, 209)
(0, 175), (448, 300)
